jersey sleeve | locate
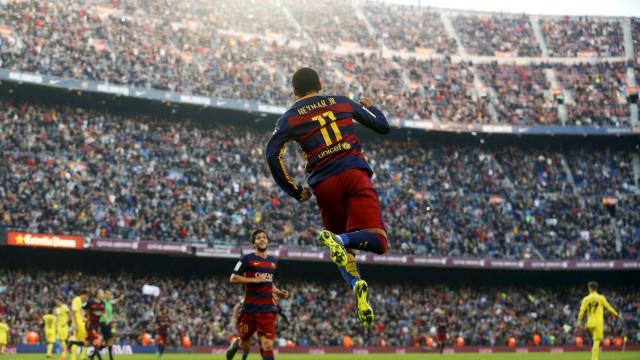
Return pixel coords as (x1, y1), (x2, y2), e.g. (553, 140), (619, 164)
(577, 297), (587, 323)
(347, 99), (390, 134)
(265, 116), (303, 200)
(232, 256), (249, 276)
(600, 296), (618, 317)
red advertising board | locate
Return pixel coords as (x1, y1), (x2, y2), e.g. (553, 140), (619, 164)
(7, 231), (84, 250)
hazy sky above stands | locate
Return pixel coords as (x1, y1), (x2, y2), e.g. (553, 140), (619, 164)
(382, 0), (640, 17)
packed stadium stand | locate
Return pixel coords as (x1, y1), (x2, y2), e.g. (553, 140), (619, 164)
(0, 0), (639, 126)
(0, 100), (638, 260)
(0, 0), (639, 355)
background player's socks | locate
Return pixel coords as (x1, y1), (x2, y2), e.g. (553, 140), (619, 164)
(81, 346), (88, 360)
(70, 345), (78, 360)
(339, 231), (388, 254)
(592, 340), (600, 360)
(108, 345), (113, 360)
(261, 349), (274, 360)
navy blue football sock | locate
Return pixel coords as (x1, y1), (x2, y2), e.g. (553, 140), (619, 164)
(339, 230), (388, 254)
(338, 266), (360, 289)
(262, 349), (274, 360)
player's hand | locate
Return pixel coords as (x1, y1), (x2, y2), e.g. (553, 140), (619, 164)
(359, 97), (373, 109)
(280, 290), (289, 299)
(298, 187), (312, 202)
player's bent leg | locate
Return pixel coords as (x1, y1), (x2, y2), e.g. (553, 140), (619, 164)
(354, 279), (375, 328)
(319, 230), (348, 267)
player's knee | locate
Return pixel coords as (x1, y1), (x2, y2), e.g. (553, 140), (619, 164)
(240, 339), (251, 349)
(374, 232), (388, 255)
(260, 338), (274, 351)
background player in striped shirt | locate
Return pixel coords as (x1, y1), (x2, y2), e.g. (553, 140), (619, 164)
(83, 290), (106, 360)
(266, 68), (390, 328)
(577, 281), (621, 360)
(155, 306), (170, 359)
(227, 229), (288, 360)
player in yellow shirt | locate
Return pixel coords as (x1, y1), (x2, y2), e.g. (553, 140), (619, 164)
(55, 298), (71, 356)
(69, 289), (90, 360)
(0, 316), (9, 356)
(43, 308), (57, 358)
(577, 281), (620, 360)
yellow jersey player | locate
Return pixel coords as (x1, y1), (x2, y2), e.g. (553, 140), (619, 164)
(43, 308), (57, 358)
(577, 281), (621, 360)
(0, 316), (9, 355)
(69, 289), (90, 360)
(55, 298), (71, 356)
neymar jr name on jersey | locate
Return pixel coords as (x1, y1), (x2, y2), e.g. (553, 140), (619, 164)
(296, 97), (338, 115)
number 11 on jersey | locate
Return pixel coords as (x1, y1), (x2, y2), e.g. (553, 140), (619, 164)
(312, 111), (342, 146)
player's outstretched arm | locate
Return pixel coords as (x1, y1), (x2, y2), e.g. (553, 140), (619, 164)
(349, 97), (390, 134)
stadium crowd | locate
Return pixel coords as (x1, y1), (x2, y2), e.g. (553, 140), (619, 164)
(453, 15), (541, 56)
(554, 62), (629, 127)
(363, 3), (457, 53)
(0, 0), (635, 126)
(541, 18), (625, 57)
(0, 270), (637, 347)
(0, 101), (638, 261)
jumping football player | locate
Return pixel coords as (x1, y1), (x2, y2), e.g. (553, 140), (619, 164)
(266, 67), (390, 327)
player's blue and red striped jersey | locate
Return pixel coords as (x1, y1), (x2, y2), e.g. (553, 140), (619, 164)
(436, 316), (448, 333)
(156, 314), (170, 335)
(266, 95), (389, 200)
(232, 253), (278, 313)
(82, 300), (105, 326)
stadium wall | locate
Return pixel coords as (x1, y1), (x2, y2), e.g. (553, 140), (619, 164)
(6, 344), (640, 354)
(1, 243), (638, 287)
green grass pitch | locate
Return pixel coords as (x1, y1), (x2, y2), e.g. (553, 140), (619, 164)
(2, 353), (640, 359)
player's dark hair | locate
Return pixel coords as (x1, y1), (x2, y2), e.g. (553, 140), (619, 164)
(78, 288), (89, 296)
(292, 68), (321, 97)
(251, 229), (268, 244)
(588, 281), (598, 291)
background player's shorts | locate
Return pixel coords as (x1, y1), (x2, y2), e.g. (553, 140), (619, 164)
(437, 332), (447, 342)
(587, 325), (604, 340)
(100, 323), (113, 341)
(57, 326), (69, 341)
(155, 334), (168, 346)
(86, 324), (102, 344)
(312, 168), (384, 233)
(237, 312), (276, 341)
(45, 330), (56, 344)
